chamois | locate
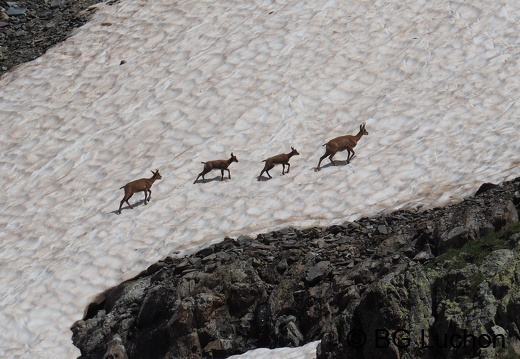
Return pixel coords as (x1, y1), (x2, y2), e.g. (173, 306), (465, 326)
(194, 153), (238, 183)
(117, 169), (162, 214)
(317, 122), (368, 170)
(259, 146), (299, 179)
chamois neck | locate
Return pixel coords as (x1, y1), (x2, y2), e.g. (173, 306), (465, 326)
(355, 129), (364, 141)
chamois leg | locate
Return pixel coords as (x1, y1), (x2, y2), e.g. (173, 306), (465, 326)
(226, 168), (231, 179)
(261, 164), (274, 179)
(266, 166), (273, 178)
(143, 189), (151, 204)
(259, 169), (270, 179)
(328, 150), (338, 166)
(118, 193), (133, 214)
(220, 169), (225, 181)
(285, 162), (290, 174)
(125, 194), (134, 208)
(317, 149), (331, 170)
(194, 170), (208, 183)
(265, 165), (274, 178)
(346, 148), (356, 164)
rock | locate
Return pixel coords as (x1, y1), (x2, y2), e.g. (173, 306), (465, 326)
(103, 335), (128, 359)
(275, 315), (304, 346)
(6, 6), (26, 16)
(377, 224), (388, 235)
(439, 226), (469, 252)
(71, 177), (520, 359)
(0, 0), (101, 78)
(475, 182), (498, 196)
(305, 261), (331, 285)
(413, 249), (433, 263)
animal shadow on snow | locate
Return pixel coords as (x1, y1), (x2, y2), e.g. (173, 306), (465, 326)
(111, 199), (147, 214)
(257, 175), (272, 181)
(314, 159), (352, 171)
(194, 176), (231, 184)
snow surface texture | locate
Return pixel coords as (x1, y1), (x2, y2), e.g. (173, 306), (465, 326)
(1, 0), (519, 358)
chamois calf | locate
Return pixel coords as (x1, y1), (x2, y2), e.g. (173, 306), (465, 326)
(317, 122), (369, 170)
(259, 146), (299, 179)
(194, 153), (238, 183)
(117, 169), (162, 214)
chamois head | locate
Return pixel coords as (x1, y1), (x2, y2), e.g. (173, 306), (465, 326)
(230, 153), (238, 163)
(151, 169), (162, 180)
(360, 122), (369, 136)
(290, 146), (300, 156)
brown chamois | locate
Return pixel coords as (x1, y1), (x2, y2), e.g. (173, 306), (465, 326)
(117, 169), (162, 214)
(259, 146), (299, 179)
(194, 153), (238, 183)
(316, 122), (369, 170)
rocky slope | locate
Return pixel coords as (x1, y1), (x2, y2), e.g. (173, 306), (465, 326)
(71, 177), (520, 359)
(0, 0), (110, 77)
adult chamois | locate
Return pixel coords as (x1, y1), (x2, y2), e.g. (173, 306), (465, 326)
(316, 122), (368, 170)
(259, 146), (299, 179)
(117, 169), (162, 214)
(194, 153), (238, 183)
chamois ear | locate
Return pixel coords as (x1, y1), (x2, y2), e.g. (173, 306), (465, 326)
(231, 152), (234, 157)
(151, 170), (155, 174)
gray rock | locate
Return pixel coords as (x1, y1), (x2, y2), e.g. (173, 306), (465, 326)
(70, 177), (520, 359)
(305, 261), (331, 285)
(103, 335), (128, 359)
(6, 6), (26, 16)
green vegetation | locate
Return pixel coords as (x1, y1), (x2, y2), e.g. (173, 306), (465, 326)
(426, 222), (520, 270)
(497, 344), (520, 359)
